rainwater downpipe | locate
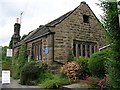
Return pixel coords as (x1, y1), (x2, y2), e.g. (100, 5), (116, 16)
(52, 32), (55, 62)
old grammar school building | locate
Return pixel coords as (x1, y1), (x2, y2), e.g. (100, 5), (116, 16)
(12, 2), (107, 65)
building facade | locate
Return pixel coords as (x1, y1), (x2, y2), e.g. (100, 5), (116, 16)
(13, 2), (107, 64)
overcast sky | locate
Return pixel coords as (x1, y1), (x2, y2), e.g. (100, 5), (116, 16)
(0, 0), (103, 46)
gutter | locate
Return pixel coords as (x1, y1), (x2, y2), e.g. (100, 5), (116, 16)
(26, 32), (51, 43)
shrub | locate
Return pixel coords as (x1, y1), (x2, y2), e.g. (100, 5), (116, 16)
(12, 59), (20, 79)
(2, 60), (12, 76)
(40, 74), (70, 89)
(67, 50), (74, 62)
(60, 62), (80, 82)
(75, 56), (90, 79)
(88, 50), (110, 78)
(98, 76), (110, 89)
(85, 77), (100, 88)
(20, 61), (47, 85)
(18, 44), (27, 71)
(39, 71), (54, 83)
(13, 44), (28, 79)
(2, 60), (12, 70)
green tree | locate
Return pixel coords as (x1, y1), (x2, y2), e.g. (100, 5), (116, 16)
(100, 0), (120, 88)
(18, 43), (27, 70)
(9, 37), (13, 49)
(13, 44), (27, 79)
(2, 46), (9, 61)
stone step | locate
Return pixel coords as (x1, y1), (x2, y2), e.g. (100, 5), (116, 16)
(62, 83), (89, 90)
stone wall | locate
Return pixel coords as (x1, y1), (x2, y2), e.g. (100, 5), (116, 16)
(49, 2), (107, 63)
(13, 2), (107, 65)
(26, 34), (53, 64)
(13, 47), (19, 57)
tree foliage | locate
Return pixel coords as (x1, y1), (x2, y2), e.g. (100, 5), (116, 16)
(88, 50), (110, 78)
(20, 61), (47, 85)
(100, 0), (120, 88)
(18, 43), (27, 71)
(9, 37), (13, 49)
(100, 0), (119, 41)
(13, 44), (27, 79)
(1, 46), (11, 61)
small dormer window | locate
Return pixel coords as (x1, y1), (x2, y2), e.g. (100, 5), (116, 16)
(83, 15), (89, 23)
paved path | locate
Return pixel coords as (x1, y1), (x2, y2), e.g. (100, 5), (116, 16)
(62, 83), (89, 90)
(0, 76), (2, 89)
(0, 76), (90, 90)
(1, 77), (39, 89)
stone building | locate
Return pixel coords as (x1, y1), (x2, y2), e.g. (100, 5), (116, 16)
(12, 2), (107, 64)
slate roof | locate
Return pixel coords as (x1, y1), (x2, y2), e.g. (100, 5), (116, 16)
(23, 1), (101, 43)
(25, 25), (51, 42)
(46, 11), (73, 27)
(24, 7), (78, 42)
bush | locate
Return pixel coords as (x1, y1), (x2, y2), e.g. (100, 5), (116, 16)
(88, 50), (110, 78)
(40, 74), (70, 89)
(85, 77), (100, 88)
(13, 44), (28, 79)
(75, 56), (90, 79)
(12, 58), (20, 79)
(20, 61), (47, 85)
(39, 71), (54, 83)
(2, 60), (12, 70)
(60, 62), (80, 82)
(67, 50), (74, 62)
(18, 44), (27, 71)
(2, 60), (12, 76)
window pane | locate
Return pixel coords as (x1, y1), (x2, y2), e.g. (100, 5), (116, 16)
(87, 45), (90, 57)
(73, 44), (76, 57)
(83, 15), (89, 23)
(32, 41), (42, 60)
(36, 45), (39, 60)
(78, 44), (81, 56)
(33, 46), (35, 59)
(83, 45), (85, 56)
(92, 45), (94, 54)
(39, 44), (41, 60)
(73, 40), (97, 57)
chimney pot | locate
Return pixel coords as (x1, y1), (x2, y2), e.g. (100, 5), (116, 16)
(16, 18), (19, 23)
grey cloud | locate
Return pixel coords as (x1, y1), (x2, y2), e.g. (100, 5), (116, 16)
(0, 0), (29, 18)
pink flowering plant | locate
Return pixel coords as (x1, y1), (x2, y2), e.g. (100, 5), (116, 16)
(98, 76), (109, 89)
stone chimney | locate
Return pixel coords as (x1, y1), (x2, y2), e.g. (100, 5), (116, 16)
(81, 1), (86, 4)
(12, 18), (21, 47)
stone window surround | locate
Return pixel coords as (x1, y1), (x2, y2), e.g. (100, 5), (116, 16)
(32, 40), (42, 60)
(73, 40), (97, 57)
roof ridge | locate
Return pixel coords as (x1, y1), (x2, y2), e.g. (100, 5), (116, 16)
(23, 25), (46, 41)
(45, 6), (79, 27)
